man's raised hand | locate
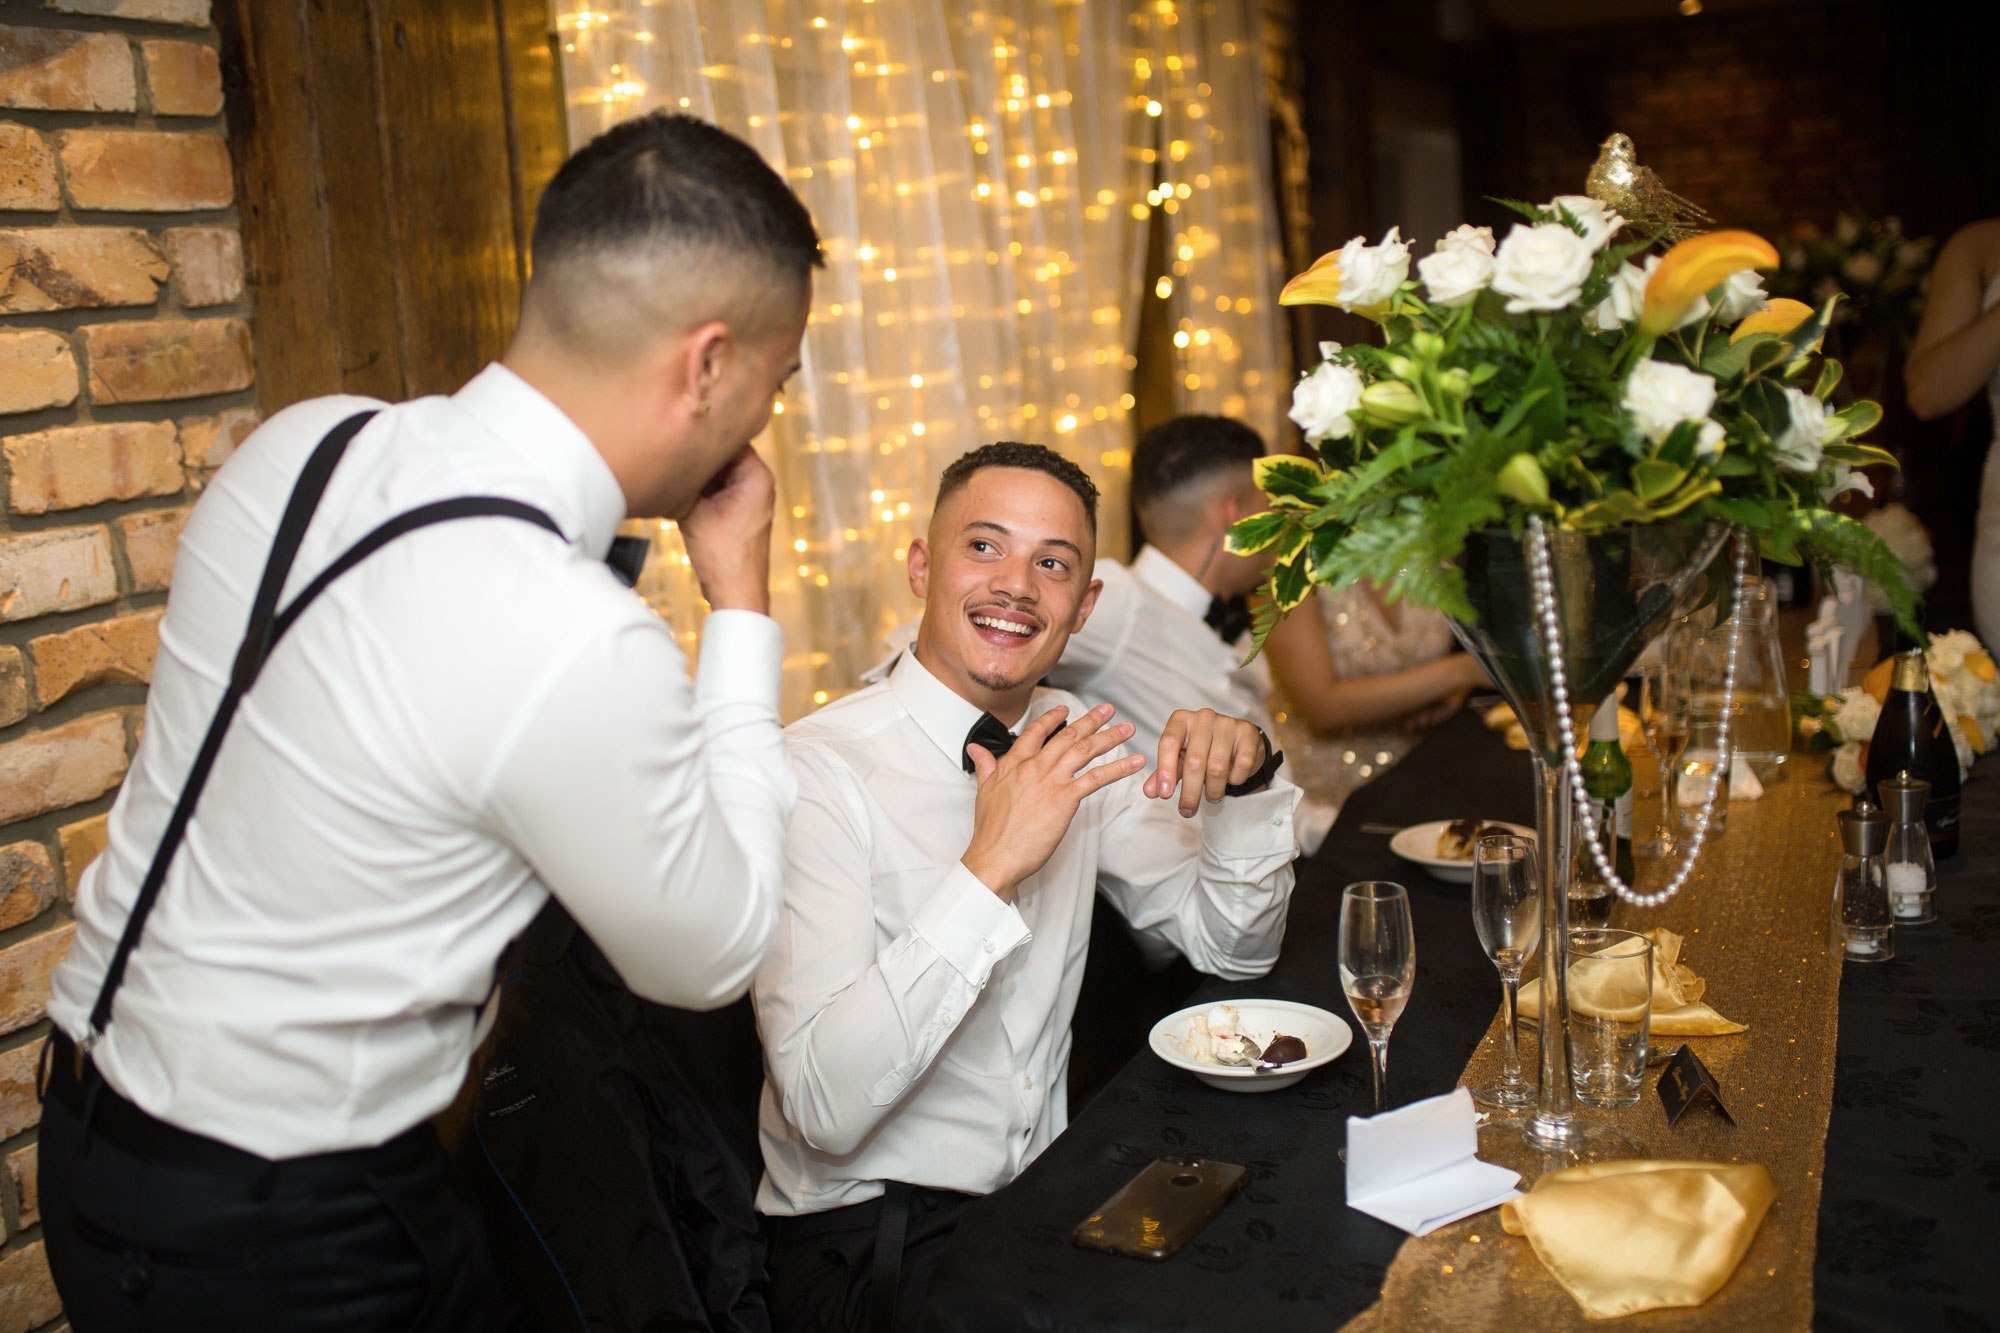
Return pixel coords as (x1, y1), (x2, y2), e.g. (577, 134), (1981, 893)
(962, 703), (1145, 902)
(1145, 708), (1269, 817)
(679, 445), (776, 614)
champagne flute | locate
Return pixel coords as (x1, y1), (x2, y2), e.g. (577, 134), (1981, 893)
(1340, 881), (1415, 1114)
(1469, 834), (1538, 1111)
(1636, 661), (1680, 856)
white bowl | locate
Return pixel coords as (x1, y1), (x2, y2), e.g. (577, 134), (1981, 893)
(1149, 999), (1352, 1092)
(1388, 820), (1536, 884)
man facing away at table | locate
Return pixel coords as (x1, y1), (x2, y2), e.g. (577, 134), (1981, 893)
(754, 442), (1302, 1332)
(39, 112), (816, 1330)
(1048, 414), (1337, 858)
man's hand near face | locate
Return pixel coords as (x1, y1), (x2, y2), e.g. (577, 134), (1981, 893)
(1145, 708), (1271, 817)
(678, 444), (775, 614)
(961, 703), (1147, 902)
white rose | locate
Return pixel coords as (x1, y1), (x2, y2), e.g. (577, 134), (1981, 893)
(1584, 255), (1707, 332)
(1416, 243), (1494, 308)
(1930, 674), (1976, 777)
(1318, 340), (1343, 361)
(1621, 359), (1718, 443)
(1714, 270), (1769, 323)
(1831, 687), (1880, 744)
(1289, 360), (1365, 441)
(1491, 223), (1596, 313)
(1773, 386), (1832, 472)
(1829, 742), (1866, 793)
(1546, 194), (1625, 250)
(1439, 224), (1496, 256)
(1697, 419), (1727, 460)
(1335, 226), (1411, 309)
(1927, 629), (1979, 676)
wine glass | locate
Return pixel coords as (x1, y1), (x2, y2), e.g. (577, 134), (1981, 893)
(1340, 881), (1415, 1114)
(1677, 624), (1738, 835)
(1469, 834), (1538, 1111)
(1635, 659), (1682, 856)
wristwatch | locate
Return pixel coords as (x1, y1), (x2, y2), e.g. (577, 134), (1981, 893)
(1223, 726), (1283, 797)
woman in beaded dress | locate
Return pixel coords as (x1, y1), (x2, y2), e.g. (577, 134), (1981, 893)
(1263, 580), (1489, 816)
(1906, 218), (2000, 651)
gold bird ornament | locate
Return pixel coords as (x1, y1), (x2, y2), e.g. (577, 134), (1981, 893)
(1586, 132), (1713, 243)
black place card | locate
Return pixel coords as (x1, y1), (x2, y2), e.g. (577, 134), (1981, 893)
(1657, 1044), (1734, 1127)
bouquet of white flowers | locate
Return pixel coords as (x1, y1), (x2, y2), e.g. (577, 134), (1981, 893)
(1794, 629), (2000, 791)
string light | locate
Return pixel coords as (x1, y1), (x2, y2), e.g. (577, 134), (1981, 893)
(558, 3), (1279, 714)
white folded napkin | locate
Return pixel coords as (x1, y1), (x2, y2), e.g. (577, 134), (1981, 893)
(1675, 752), (1762, 803)
(1346, 1087), (1521, 1236)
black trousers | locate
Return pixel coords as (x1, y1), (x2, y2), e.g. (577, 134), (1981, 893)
(766, 1185), (975, 1333)
(40, 1032), (521, 1333)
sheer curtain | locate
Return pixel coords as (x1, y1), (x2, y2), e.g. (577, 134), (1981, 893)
(554, 0), (1286, 717)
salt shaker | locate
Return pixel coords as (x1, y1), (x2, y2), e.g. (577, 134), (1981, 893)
(1880, 771), (1936, 926)
(1832, 805), (1892, 962)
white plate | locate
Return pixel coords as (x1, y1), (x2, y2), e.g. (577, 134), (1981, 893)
(1388, 820), (1537, 884)
(1149, 999), (1352, 1092)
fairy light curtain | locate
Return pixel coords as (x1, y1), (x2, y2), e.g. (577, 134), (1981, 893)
(555, 0), (1288, 717)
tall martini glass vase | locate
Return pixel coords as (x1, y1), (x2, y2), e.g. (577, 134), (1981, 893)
(1449, 523), (1727, 1160)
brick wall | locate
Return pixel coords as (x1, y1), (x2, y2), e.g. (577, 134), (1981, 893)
(0, 0), (254, 1324)
(1493, 2), (1891, 241)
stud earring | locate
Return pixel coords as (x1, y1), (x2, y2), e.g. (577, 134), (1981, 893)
(696, 400), (712, 416)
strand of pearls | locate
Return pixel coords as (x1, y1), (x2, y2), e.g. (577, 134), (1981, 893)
(1524, 517), (1747, 908)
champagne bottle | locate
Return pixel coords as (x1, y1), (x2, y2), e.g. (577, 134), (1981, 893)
(1571, 695), (1634, 927)
(1864, 649), (1961, 858)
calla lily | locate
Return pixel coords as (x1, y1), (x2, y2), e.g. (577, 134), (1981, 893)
(1360, 381), (1424, 425)
(1280, 250), (1344, 307)
(1496, 453), (1550, 508)
(1639, 230), (1780, 336)
(1730, 297), (1820, 349)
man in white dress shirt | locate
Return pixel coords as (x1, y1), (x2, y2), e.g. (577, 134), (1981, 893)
(755, 443), (1300, 1331)
(41, 114), (815, 1330)
(1050, 414), (1337, 855)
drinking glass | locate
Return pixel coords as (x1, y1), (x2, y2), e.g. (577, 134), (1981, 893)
(1636, 657), (1686, 856)
(1677, 625), (1737, 835)
(1721, 576), (1792, 772)
(1565, 928), (1654, 1108)
(1340, 881), (1415, 1114)
(1469, 834), (1538, 1111)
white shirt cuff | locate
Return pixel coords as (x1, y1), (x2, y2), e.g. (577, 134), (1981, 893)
(908, 863), (1031, 984)
(1202, 778), (1303, 856)
(693, 609), (785, 710)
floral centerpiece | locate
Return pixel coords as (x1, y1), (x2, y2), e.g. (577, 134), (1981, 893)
(1795, 629), (2000, 791)
(1228, 197), (1919, 644)
(1771, 211), (1933, 353)
(1234, 188), (1925, 1157)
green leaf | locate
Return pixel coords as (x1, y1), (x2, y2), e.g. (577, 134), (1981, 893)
(1813, 357), (1843, 400)
(1822, 442), (1898, 469)
(1779, 292), (1843, 364)
(1346, 434), (1442, 497)
(1631, 458), (1688, 501)
(1700, 331), (1771, 382)
(1563, 490), (1653, 532)
(1522, 347), (1568, 444)
(1253, 454), (1328, 506)
(1742, 337), (1791, 380)
(1226, 509), (1294, 556)
(1826, 400), (1883, 441)
(1709, 452), (1758, 477)
(1648, 476), (1722, 518)
(1269, 552), (1314, 611)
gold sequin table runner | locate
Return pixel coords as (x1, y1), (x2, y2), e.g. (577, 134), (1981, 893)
(1344, 758), (1851, 1331)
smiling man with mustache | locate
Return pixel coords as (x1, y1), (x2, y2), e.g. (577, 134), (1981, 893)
(753, 442), (1300, 1332)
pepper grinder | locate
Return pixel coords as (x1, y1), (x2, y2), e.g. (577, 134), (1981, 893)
(1880, 771), (1936, 926)
(1833, 805), (1892, 962)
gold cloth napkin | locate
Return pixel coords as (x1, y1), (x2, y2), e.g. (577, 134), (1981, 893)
(1517, 928), (1748, 1036)
(1500, 1160), (1778, 1319)
(1483, 703), (1643, 752)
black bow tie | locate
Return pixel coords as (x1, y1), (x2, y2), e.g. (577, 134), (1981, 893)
(1205, 594), (1252, 644)
(962, 712), (1017, 773)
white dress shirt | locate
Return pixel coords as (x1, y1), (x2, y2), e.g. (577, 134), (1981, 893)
(1049, 546), (1337, 854)
(754, 649), (1298, 1217)
(49, 363), (795, 1159)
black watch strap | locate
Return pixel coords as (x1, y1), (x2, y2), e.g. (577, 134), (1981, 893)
(1223, 727), (1283, 797)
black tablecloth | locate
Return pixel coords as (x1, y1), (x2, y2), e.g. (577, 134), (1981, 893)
(922, 711), (1532, 1331)
(1814, 753), (2000, 1332)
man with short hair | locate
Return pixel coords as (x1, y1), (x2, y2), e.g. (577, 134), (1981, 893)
(756, 442), (1299, 1331)
(1050, 414), (1337, 854)
(43, 112), (816, 1329)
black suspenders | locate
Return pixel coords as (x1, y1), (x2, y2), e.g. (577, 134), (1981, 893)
(77, 410), (564, 1056)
